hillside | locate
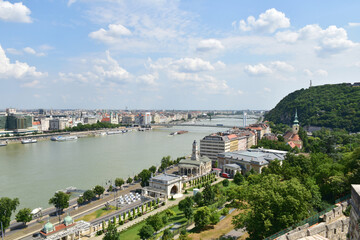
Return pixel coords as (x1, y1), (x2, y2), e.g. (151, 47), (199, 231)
(264, 83), (360, 132)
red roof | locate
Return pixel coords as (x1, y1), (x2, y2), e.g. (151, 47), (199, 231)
(101, 118), (110, 122)
(227, 134), (238, 139)
(287, 141), (296, 148)
(41, 223), (76, 236)
(32, 121), (41, 125)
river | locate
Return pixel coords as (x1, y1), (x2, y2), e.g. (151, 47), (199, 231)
(0, 116), (256, 212)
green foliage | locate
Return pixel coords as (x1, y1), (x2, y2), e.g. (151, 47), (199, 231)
(210, 211), (221, 225)
(179, 197), (194, 220)
(115, 178), (125, 188)
(233, 172), (245, 185)
(94, 185), (105, 198)
(103, 223), (120, 240)
(108, 185), (113, 192)
(149, 166), (157, 174)
(232, 175), (312, 239)
(179, 228), (189, 240)
(202, 183), (215, 206)
(146, 213), (164, 232)
(83, 190), (96, 202)
(15, 208), (32, 225)
(252, 138), (292, 151)
(77, 196), (84, 205)
(264, 83), (360, 132)
(193, 192), (203, 206)
(161, 228), (173, 240)
(139, 169), (152, 187)
(49, 192), (69, 213)
(66, 122), (122, 132)
(138, 225), (154, 239)
(194, 206), (211, 230)
(222, 179), (229, 187)
(127, 177), (133, 184)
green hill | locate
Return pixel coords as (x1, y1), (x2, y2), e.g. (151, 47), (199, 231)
(264, 83), (360, 132)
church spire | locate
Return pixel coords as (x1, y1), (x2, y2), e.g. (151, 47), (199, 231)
(293, 109), (299, 125)
(191, 140), (199, 161)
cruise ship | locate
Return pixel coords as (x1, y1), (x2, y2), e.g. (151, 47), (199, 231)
(51, 136), (78, 141)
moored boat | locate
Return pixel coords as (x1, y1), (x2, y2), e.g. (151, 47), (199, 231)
(0, 141), (7, 146)
(51, 136), (78, 141)
(21, 139), (37, 144)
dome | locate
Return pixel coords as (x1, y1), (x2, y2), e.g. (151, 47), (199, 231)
(43, 221), (55, 234)
(64, 215), (73, 226)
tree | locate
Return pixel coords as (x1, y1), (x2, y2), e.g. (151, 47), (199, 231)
(108, 185), (113, 192)
(161, 228), (173, 240)
(210, 211), (220, 225)
(193, 192), (203, 206)
(232, 175), (312, 239)
(149, 166), (157, 174)
(146, 213), (163, 231)
(77, 196), (84, 205)
(134, 175), (139, 182)
(233, 172), (244, 185)
(103, 223), (120, 240)
(94, 185), (105, 198)
(15, 208), (32, 226)
(83, 190), (96, 202)
(115, 178), (125, 188)
(139, 169), (152, 187)
(222, 179), (229, 187)
(0, 197), (19, 232)
(138, 225), (154, 240)
(49, 192), (70, 214)
(179, 229), (189, 240)
(194, 206), (211, 230)
(179, 197), (194, 220)
(202, 183), (215, 205)
(127, 177), (133, 184)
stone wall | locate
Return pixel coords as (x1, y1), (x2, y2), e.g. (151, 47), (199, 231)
(277, 201), (350, 240)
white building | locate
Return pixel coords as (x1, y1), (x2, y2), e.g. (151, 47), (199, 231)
(144, 112), (151, 125)
(143, 174), (182, 199)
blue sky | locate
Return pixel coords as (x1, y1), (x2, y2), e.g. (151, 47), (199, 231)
(1, 0), (360, 110)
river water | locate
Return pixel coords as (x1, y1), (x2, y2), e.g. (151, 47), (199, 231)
(0, 117), (256, 212)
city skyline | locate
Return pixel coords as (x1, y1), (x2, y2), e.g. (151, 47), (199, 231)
(1, 0), (360, 109)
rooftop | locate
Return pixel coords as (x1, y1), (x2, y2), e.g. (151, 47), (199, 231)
(151, 174), (181, 182)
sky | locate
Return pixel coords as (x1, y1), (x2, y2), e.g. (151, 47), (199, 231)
(0, 0), (360, 110)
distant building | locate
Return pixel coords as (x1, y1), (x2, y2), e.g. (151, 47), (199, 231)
(284, 109), (303, 149)
(6, 108), (16, 114)
(178, 140), (212, 177)
(121, 116), (133, 125)
(217, 148), (287, 174)
(144, 112), (152, 125)
(6, 114), (33, 130)
(143, 174), (182, 199)
(84, 117), (97, 125)
(40, 215), (90, 240)
(49, 118), (68, 131)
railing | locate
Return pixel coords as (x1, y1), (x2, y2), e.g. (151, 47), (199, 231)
(263, 194), (351, 240)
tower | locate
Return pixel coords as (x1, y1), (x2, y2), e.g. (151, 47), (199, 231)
(191, 140), (199, 161)
(292, 109), (299, 134)
(243, 111), (247, 127)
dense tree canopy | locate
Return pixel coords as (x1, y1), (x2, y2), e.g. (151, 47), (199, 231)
(264, 83), (360, 132)
(49, 192), (69, 213)
(0, 197), (19, 230)
(15, 208), (33, 225)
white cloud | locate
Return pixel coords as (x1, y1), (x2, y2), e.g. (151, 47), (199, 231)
(0, 0), (32, 23)
(137, 73), (158, 86)
(239, 8), (290, 33)
(304, 69), (328, 77)
(348, 22), (360, 27)
(270, 61), (295, 72)
(276, 24), (357, 56)
(89, 24), (132, 44)
(0, 45), (46, 79)
(67, 0), (77, 7)
(173, 58), (215, 73)
(196, 39), (224, 52)
(6, 48), (22, 55)
(264, 87), (271, 92)
(244, 63), (272, 75)
(6, 47), (46, 56)
(59, 51), (130, 85)
(21, 80), (40, 88)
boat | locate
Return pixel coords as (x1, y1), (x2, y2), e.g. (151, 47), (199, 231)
(0, 141), (7, 147)
(21, 139), (37, 144)
(107, 131), (122, 135)
(51, 136), (78, 141)
(169, 130), (188, 136)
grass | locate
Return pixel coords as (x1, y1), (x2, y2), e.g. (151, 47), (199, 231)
(120, 205), (188, 240)
(76, 206), (117, 222)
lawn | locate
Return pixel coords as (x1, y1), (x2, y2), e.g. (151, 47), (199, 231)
(120, 205), (188, 239)
(76, 206), (117, 222)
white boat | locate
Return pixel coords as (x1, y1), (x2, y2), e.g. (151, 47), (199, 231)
(107, 131), (122, 135)
(0, 141), (7, 147)
(21, 139), (37, 144)
(51, 136), (78, 141)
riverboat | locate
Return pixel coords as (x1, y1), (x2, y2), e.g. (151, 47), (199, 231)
(0, 141), (7, 146)
(21, 139), (37, 144)
(51, 136), (78, 141)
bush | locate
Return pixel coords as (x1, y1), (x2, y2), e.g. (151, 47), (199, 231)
(129, 216), (133, 221)
(119, 220), (124, 225)
(96, 230), (103, 236)
(184, 189), (188, 194)
(221, 208), (229, 216)
(222, 179), (230, 187)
